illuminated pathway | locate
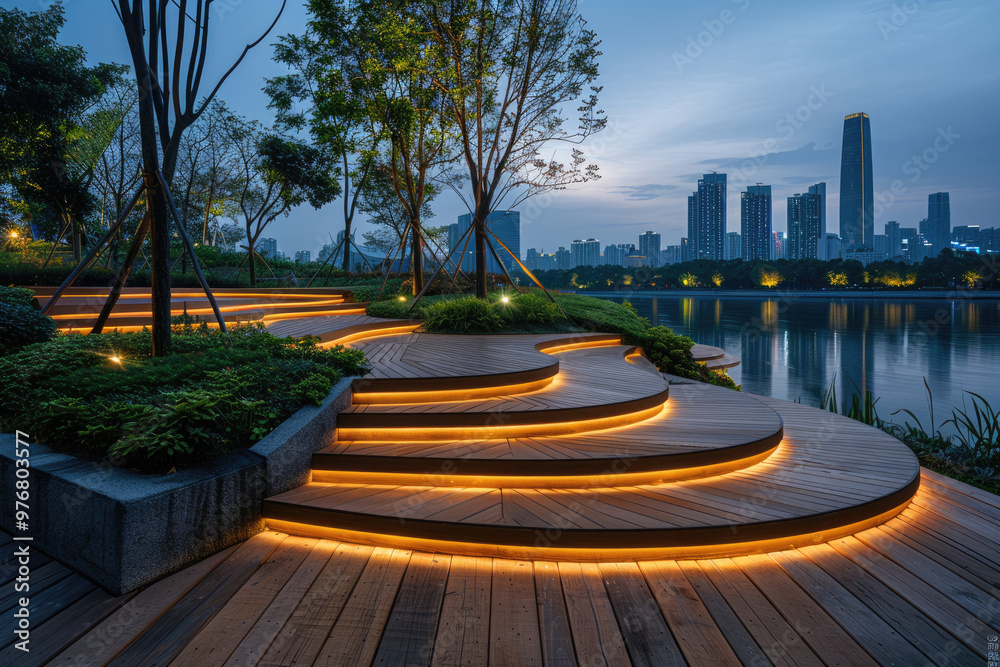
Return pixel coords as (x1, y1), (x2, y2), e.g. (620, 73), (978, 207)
(13, 291), (999, 665)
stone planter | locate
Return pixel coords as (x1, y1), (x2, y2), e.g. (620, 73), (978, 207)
(0, 376), (355, 595)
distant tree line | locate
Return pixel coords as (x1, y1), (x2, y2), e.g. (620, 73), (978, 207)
(524, 250), (999, 292)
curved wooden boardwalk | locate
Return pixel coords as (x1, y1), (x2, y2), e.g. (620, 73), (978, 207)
(10, 471), (999, 666)
(10, 291), (997, 665)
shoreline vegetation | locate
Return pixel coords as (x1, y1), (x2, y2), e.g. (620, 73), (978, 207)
(574, 288), (1000, 300)
(823, 379), (999, 496)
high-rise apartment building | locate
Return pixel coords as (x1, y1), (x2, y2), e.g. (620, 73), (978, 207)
(927, 192), (951, 257)
(808, 182), (827, 259)
(450, 211), (521, 272)
(294, 250), (311, 263)
(741, 184), (771, 261)
(787, 192), (821, 260)
(688, 173), (727, 260)
(603, 243), (635, 267)
(725, 232), (742, 261)
(570, 239), (601, 267)
(555, 247), (571, 270)
(839, 113), (874, 250)
(259, 238), (278, 258)
(638, 231), (661, 265)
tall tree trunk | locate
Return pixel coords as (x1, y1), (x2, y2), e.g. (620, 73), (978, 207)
(474, 206), (490, 299)
(72, 225), (82, 263)
(411, 219), (424, 296)
(248, 239), (257, 287)
(342, 220), (351, 273)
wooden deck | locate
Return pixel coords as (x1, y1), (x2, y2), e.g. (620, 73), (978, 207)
(6, 470), (998, 665)
(30, 287), (364, 330)
(10, 292), (996, 665)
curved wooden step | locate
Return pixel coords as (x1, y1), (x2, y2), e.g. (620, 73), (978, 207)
(265, 394), (920, 560)
(314, 386), (783, 486)
(337, 345), (669, 438)
(348, 332), (623, 400)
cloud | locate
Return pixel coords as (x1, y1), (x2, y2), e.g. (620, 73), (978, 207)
(609, 184), (678, 200)
(699, 142), (836, 171)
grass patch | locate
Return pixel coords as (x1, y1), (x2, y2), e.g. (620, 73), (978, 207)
(365, 289), (740, 390)
(0, 322), (365, 474)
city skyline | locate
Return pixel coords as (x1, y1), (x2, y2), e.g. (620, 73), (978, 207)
(32, 0), (1000, 255)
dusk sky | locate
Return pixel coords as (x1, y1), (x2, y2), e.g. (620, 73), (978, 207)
(10, 0), (999, 258)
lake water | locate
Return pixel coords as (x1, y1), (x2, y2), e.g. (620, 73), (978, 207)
(596, 293), (1000, 431)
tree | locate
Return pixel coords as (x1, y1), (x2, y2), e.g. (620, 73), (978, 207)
(114, 0), (287, 356)
(418, 0), (605, 297)
(227, 118), (339, 286)
(92, 75), (143, 267)
(268, 2), (372, 272)
(0, 4), (120, 254)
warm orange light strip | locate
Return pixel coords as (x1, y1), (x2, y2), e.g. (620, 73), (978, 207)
(262, 308), (367, 321)
(49, 300), (348, 321)
(320, 324), (422, 347)
(353, 376), (555, 404)
(539, 339), (621, 354)
(337, 403), (666, 441)
(310, 444), (776, 488)
(265, 495), (914, 562)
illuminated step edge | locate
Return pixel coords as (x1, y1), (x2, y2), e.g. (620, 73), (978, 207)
(310, 429), (782, 488)
(337, 391), (670, 442)
(348, 333), (624, 403)
(263, 477), (918, 561)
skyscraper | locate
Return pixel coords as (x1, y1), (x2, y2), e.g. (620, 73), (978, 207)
(741, 184), (771, 261)
(885, 221), (901, 259)
(808, 182), (827, 259)
(927, 192), (951, 257)
(686, 194), (699, 261)
(451, 211), (521, 272)
(787, 192), (821, 260)
(638, 231), (661, 266)
(570, 239), (601, 267)
(839, 113), (874, 250)
(688, 173), (727, 260)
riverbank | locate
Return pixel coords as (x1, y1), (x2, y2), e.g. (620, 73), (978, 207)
(574, 288), (1000, 300)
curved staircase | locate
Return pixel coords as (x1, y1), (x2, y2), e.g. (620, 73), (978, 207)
(263, 323), (920, 561)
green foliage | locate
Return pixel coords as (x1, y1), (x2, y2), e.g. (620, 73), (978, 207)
(524, 249), (1000, 292)
(822, 376), (881, 426)
(0, 302), (56, 355)
(0, 324), (366, 473)
(0, 285), (37, 307)
(497, 293), (565, 326)
(424, 297), (504, 333)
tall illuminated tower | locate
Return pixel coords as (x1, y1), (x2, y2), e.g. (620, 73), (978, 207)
(839, 113), (874, 250)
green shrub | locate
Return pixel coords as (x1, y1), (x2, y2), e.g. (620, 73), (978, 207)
(498, 293), (565, 326)
(0, 302), (57, 355)
(367, 298), (423, 319)
(0, 285), (38, 308)
(0, 324), (366, 473)
(424, 297), (504, 333)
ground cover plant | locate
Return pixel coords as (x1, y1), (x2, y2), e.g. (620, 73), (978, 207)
(367, 289), (740, 390)
(824, 377), (1000, 496)
(0, 322), (365, 474)
(0, 285), (57, 355)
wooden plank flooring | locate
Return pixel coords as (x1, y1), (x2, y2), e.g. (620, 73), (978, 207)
(266, 395), (918, 551)
(1, 469), (991, 665)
